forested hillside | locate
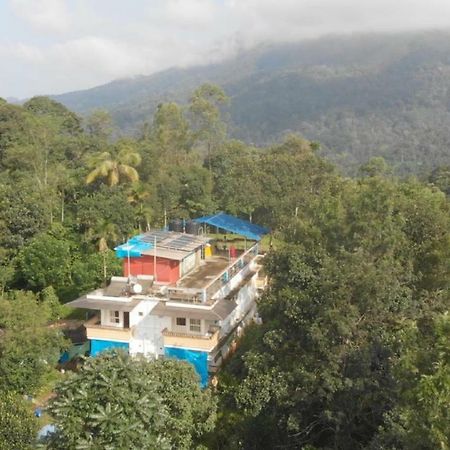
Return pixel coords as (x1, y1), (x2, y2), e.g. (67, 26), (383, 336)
(0, 85), (449, 448)
(53, 31), (450, 174)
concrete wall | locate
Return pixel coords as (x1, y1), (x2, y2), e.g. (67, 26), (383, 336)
(130, 303), (171, 357)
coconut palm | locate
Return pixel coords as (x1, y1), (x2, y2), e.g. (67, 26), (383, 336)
(86, 141), (141, 186)
(89, 220), (120, 283)
(127, 183), (154, 232)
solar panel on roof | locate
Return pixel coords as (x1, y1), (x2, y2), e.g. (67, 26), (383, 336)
(140, 231), (167, 243)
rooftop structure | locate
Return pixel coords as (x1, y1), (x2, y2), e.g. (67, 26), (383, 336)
(67, 215), (269, 385)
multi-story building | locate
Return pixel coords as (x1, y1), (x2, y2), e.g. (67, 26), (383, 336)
(67, 213), (268, 385)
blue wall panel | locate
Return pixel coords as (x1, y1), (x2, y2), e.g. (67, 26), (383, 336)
(90, 339), (129, 356)
(164, 346), (208, 387)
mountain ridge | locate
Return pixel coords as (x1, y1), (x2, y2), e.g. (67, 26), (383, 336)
(53, 31), (450, 173)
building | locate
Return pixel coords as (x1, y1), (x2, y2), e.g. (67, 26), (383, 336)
(67, 213), (268, 385)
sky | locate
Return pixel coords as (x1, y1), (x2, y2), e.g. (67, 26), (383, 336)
(2, 0), (450, 99)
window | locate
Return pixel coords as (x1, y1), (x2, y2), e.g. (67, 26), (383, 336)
(109, 310), (120, 324)
(189, 318), (201, 333)
(138, 311), (144, 316)
(176, 317), (186, 326)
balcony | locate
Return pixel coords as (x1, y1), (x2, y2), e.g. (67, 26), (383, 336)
(84, 316), (133, 342)
(162, 328), (219, 352)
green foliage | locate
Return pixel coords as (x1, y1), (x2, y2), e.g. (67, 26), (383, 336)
(0, 84), (449, 450)
(72, 249), (122, 294)
(0, 392), (38, 450)
(86, 139), (141, 186)
(0, 291), (67, 394)
(373, 313), (450, 449)
(85, 109), (115, 141)
(17, 228), (73, 292)
(218, 171), (450, 449)
(75, 185), (136, 238)
(23, 96), (82, 135)
(146, 358), (217, 449)
(40, 286), (64, 321)
(47, 351), (216, 449)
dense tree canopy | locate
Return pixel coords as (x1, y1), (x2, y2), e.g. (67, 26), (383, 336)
(215, 171), (450, 449)
(47, 351), (216, 449)
(0, 85), (448, 449)
(0, 392), (38, 450)
(0, 290), (66, 394)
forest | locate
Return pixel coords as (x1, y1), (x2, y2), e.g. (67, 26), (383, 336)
(0, 83), (449, 449)
(53, 31), (450, 175)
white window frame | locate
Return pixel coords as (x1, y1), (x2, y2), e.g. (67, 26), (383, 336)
(189, 318), (201, 333)
(109, 310), (120, 324)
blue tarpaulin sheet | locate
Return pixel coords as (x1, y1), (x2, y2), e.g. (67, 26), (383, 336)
(90, 339), (129, 356)
(115, 235), (153, 258)
(194, 212), (269, 241)
(165, 346), (209, 387)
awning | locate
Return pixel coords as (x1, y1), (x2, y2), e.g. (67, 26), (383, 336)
(194, 212), (269, 241)
(66, 296), (141, 312)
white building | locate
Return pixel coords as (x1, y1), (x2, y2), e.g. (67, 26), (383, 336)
(67, 214), (268, 384)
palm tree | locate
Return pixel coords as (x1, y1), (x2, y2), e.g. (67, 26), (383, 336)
(127, 183), (153, 232)
(90, 220), (119, 283)
(86, 141), (141, 186)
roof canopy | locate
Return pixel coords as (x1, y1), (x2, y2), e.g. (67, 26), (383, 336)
(194, 212), (269, 241)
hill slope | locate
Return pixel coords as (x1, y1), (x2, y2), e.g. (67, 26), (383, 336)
(53, 31), (450, 173)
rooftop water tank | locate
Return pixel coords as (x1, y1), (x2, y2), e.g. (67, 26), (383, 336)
(185, 220), (201, 235)
(169, 219), (183, 233)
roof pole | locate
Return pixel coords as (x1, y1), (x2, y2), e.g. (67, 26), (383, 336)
(127, 241), (131, 280)
(154, 235), (157, 283)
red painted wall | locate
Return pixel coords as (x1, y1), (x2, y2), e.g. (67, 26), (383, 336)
(123, 256), (179, 283)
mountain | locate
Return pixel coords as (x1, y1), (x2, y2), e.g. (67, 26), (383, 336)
(53, 31), (450, 174)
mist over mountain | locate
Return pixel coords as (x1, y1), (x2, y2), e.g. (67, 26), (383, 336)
(53, 31), (450, 174)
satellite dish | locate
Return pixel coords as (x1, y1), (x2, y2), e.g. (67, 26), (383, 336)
(132, 283), (143, 294)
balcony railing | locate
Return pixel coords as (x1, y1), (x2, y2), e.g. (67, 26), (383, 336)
(203, 243), (259, 300)
(162, 328), (219, 352)
(166, 243), (259, 305)
(84, 316), (133, 341)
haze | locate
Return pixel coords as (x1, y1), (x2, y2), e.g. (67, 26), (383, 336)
(2, 0), (450, 99)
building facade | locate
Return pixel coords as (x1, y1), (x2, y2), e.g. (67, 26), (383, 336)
(68, 216), (268, 385)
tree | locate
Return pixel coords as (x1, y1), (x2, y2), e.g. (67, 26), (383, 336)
(218, 172), (450, 449)
(75, 186), (136, 239)
(47, 351), (216, 449)
(147, 358), (217, 449)
(0, 392), (38, 450)
(90, 219), (120, 282)
(40, 286), (64, 321)
(85, 109), (114, 141)
(23, 96), (82, 136)
(372, 312), (450, 449)
(0, 291), (66, 394)
(17, 228), (73, 292)
(86, 139), (141, 186)
(189, 83), (229, 166)
(152, 102), (192, 165)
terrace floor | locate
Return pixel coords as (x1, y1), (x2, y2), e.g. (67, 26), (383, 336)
(177, 255), (230, 289)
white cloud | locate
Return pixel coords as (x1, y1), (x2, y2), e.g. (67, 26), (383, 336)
(9, 0), (70, 34)
(4, 0), (450, 97)
(164, 0), (218, 28)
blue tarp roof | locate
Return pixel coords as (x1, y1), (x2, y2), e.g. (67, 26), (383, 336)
(115, 235), (153, 258)
(194, 212), (269, 241)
